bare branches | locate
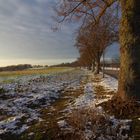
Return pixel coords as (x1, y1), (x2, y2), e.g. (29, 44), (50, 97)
(56, 0), (118, 25)
(58, 0), (87, 23)
(86, 1), (96, 22)
(75, 10), (118, 69)
(94, 0), (118, 24)
(54, 0), (119, 70)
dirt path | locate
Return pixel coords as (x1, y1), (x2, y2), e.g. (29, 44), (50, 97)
(20, 72), (90, 140)
(91, 74), (116, 105)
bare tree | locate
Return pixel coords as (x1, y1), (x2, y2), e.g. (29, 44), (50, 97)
(55, 0), (140, 100)
(75, 11), (118, 74)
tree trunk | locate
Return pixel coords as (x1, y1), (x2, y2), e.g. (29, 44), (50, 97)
(94, 56), (100, 74)
(102, 51), (105, 78)
(118, 0), (140, 100)
(92, 60), (95, 72)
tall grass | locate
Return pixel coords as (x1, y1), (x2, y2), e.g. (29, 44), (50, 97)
(0, 67), (75, 83)
(0, 67), (73, 77)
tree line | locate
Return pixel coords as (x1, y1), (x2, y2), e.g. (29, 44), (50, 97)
(0, 64), (32, 72)
(55, 0), (140, 100)
(75, 10), (118, 73)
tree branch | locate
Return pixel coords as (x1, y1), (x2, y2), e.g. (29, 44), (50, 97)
(58, 0), (87, 23)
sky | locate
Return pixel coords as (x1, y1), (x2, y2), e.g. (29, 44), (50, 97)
(0, 0), (119, 66)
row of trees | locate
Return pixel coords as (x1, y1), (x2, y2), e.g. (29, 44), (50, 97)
(0, 64), (49, 72)
(0, 64), (32, 72)
(75, 11), (118, 73)
(50, 61), (79, 67)
(55, 0), (140, 100)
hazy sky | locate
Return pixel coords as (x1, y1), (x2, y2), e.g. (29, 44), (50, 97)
(0, 0), (119, 66)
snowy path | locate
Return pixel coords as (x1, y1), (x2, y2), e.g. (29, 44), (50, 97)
(53, 72), (133, 140)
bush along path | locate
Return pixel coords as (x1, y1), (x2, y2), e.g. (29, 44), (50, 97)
(99, 72), (140, 140)
(92, 73), (140, 140)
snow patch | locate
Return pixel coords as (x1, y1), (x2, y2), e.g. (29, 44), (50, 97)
(73, 83), (95, 108)
(57, 120), (67, 128)
(100, 74), (118, 91)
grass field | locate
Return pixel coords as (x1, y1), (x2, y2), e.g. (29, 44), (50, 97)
(0, 67), (74, 77)
(0, 67), (74, 83)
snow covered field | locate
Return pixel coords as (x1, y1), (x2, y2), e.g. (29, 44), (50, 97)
(0, 69), (85, 138)
(0, 69), (133, 140)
